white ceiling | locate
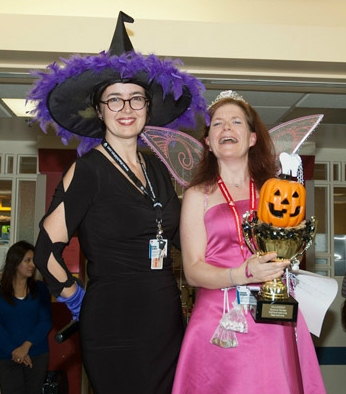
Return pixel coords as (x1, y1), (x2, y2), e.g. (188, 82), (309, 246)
(1, 2), (346, 152)
(0, 76), (346, 150)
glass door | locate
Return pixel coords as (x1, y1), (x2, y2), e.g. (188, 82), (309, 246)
(0, 179), (12, 244)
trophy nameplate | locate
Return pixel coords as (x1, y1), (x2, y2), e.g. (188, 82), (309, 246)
(250, 291), (298, 322)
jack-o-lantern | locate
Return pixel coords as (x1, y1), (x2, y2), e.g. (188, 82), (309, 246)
(257, 177), (306, 227)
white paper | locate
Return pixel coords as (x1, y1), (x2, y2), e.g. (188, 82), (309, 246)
(292, 269), (338, 337)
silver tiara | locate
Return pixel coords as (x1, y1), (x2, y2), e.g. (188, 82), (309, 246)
(208, 90), (246, 109)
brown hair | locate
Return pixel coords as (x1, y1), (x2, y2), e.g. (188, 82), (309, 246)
(189, 97), (278, 191)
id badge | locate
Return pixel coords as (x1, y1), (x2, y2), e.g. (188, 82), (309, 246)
(149, 239), (168, 270)
(236, 286), (258, 306)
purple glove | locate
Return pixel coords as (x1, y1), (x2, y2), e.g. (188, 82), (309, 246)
(56, 285), (85, 321)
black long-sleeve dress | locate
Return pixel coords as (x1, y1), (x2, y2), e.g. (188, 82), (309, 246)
(34, 149), (184, 394)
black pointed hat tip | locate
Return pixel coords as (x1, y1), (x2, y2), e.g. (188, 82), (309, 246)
(109, 11), (135, 56)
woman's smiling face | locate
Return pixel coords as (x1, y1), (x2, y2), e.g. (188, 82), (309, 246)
(99, 83), (148, 141)
(205, 103), (256, 160)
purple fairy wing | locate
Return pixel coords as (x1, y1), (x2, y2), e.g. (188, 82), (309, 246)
(269, 114), (324, 157)
(140, 126), (203, 187)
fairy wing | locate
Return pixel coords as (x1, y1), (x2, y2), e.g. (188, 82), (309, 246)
(269, 114), (324, 156)
(140, 126), (203, 187)
(141, 114), (324, 187)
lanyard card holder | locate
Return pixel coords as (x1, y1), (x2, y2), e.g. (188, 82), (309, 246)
(149, 238), (168, 269)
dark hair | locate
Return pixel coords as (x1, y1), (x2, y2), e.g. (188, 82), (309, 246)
(189, 97), (278, 191)
(0, 240), (37, 305)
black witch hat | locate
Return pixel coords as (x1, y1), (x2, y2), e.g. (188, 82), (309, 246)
(28, 11), (207, 154)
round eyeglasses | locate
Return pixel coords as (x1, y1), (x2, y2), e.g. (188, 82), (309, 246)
(99, 96), (148, 112)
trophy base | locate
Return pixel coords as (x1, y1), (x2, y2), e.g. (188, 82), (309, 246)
(250, 291), (298, 323)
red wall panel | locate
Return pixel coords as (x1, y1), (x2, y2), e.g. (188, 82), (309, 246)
(38, 149), (83, 393)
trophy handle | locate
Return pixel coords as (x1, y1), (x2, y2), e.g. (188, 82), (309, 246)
(242, 211), (258, 254)
(291, 217), (318, 260)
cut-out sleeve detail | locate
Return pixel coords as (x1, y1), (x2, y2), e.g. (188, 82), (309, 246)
(34, 158), (99, 297)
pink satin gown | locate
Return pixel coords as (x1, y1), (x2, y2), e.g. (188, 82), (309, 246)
(172, 200), (326, 394)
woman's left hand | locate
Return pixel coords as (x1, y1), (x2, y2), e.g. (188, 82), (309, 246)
(23, 355), (33, 368)
(243, 252), (291, 284)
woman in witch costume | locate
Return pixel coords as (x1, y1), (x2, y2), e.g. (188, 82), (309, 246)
(29, 12), (207, 394)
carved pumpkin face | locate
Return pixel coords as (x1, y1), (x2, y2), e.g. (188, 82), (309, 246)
(257, 178), (306, 227)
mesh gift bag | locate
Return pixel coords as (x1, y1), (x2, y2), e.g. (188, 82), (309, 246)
(210, 288), (238, 348)
(227, 300), (248, 333)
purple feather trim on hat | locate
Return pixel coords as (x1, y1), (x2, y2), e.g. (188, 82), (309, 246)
(28, 51), (207, 155)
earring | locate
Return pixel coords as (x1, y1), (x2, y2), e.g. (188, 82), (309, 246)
(99, 117), (103, 121)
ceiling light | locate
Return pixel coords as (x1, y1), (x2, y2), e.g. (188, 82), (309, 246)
(2, 98), (37, 117)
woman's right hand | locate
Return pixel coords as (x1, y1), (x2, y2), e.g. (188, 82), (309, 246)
(242, 252), (291, 284)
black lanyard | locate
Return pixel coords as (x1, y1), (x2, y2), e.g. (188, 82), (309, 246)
(102, 139), (164, 237)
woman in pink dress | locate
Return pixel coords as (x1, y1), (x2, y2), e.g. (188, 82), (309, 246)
(172, 91), (326, 394)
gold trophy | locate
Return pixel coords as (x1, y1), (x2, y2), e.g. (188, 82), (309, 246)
(242, 153), (317, 323)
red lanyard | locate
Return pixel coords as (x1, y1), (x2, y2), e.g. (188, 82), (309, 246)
(217, 177), (256, 259)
